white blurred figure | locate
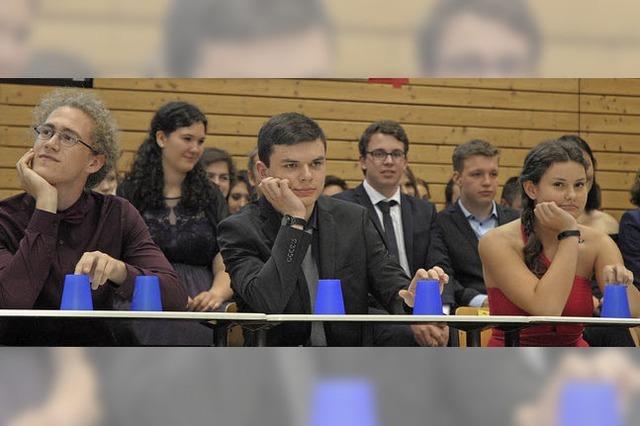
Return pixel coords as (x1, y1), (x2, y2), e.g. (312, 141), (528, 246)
(162, 0), (334, 77)
(0, 0), (34, 77)
(8, 348), (102, 426)
(515, 350), (640, 426)
(416, 0), (541, 76)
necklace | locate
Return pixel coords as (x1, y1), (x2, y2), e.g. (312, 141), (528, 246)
(164, 196), (181, 200)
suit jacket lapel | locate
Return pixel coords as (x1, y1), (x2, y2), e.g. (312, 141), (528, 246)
(317, 196), (336, 280)
(400, 194), (414, 272)
(452, 202), (479, 248)
(354, 184), (385, 239)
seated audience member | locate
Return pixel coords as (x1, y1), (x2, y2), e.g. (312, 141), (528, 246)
(202, 147), (235, 198)
(428, 140), (519, 310)
(400, 166), (419, 197)
(558, 135), (619, 236)
(500, 176), (522, 211)
(480, 139), (640, 346)
(0, 90), (187, 345)
(218, 112), (449, 347)
(92, 168), (119, 196)
(118, 101), (230, 345)
(334, 120), (446, 346)
(619, 171), (640, 289)
(228, 171), (252, 214)
(322, 175), (348, 197)
(416, 178), (431, 201)
(444, 177), (460, 208)
(557, 135), (632, 345)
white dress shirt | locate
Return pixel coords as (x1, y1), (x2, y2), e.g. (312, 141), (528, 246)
(363, 180), (411, 276)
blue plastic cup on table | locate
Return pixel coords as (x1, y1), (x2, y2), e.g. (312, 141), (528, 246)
(314, 279), (345, 314)
(131, 275), (163, 311)
(60, 274), (93, 310)
(413, 279), (443, 315)
(309, 378), (378, 426)
(558, 381), (621, 426)
(601, 283), (631, 318)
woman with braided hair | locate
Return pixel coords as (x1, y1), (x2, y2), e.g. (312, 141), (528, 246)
(479, 139), (640, 346)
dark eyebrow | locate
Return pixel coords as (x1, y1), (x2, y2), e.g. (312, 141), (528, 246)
(281, 158), (300, 164)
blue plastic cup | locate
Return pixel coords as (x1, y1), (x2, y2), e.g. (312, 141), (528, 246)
(131, 275), (163, 311)
(314, 279), (345, 314)
(558, 381), (621, 426)
(413, 279), (443, 315)
(60, 274), (93, 310)
(601, 283), (631, 318)
(309, 379), (378, 426)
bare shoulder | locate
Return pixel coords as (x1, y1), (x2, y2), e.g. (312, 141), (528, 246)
(479, 219), (522, 256)
(579, 210), (619, 234)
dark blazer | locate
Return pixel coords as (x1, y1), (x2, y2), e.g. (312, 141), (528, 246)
(427, 201), (520, 308)
(217, 195), (410, 346)
(333, 183), (438, 277)
(619, 209), (640, 289)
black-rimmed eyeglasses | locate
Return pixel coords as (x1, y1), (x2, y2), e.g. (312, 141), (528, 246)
(366, 149), (406, 162)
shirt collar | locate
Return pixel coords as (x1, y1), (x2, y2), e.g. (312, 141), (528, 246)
(363, 180), (401, 206)
(458, 199), (497, 221)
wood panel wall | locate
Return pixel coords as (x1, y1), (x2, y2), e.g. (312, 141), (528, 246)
(1, 78), (638, 219)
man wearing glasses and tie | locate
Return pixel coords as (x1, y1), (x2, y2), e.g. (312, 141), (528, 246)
(0, 89), (186, 344)
(335, 120), (448, 346)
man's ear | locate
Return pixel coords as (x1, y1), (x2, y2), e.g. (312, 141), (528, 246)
(522, 180), (537, 201)
(359, 156), (367, 173)
(256, 161), (269, 179)
(86, 154), (106, 174)
(452, 170), (461, 186)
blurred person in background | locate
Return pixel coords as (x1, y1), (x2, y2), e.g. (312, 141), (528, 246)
(416, 0), (541, 76)
(444, 177), (460, 208)
(118, 101), (231, 345)
(416, 177), (431, 201)
(227, 170), (252, 214)
(91, 168), (118, 196)
(162, 0), (334, 77)
(400, 166), (419, 197)
(0, 0), (34, 77)
(322, 174), (348, 197)
(501, 175), (522, 211)
(619, 170), (640, 289)
(202, 147), (235, 198)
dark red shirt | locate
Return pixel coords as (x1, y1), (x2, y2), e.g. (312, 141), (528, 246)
(0, 191), (187, 344)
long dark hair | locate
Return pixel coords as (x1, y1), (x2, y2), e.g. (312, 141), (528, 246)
(120, 101), (219, 216)
(520, 139), (588, 277)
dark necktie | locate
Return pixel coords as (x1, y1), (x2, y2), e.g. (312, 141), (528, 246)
(377, 200), (399, 259)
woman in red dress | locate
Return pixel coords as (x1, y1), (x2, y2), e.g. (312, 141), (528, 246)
(479, 139), (639, 346)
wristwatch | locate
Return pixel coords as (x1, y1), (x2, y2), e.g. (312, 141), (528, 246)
(557, 229), (581, 241)
(282, 215), (307, 228)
